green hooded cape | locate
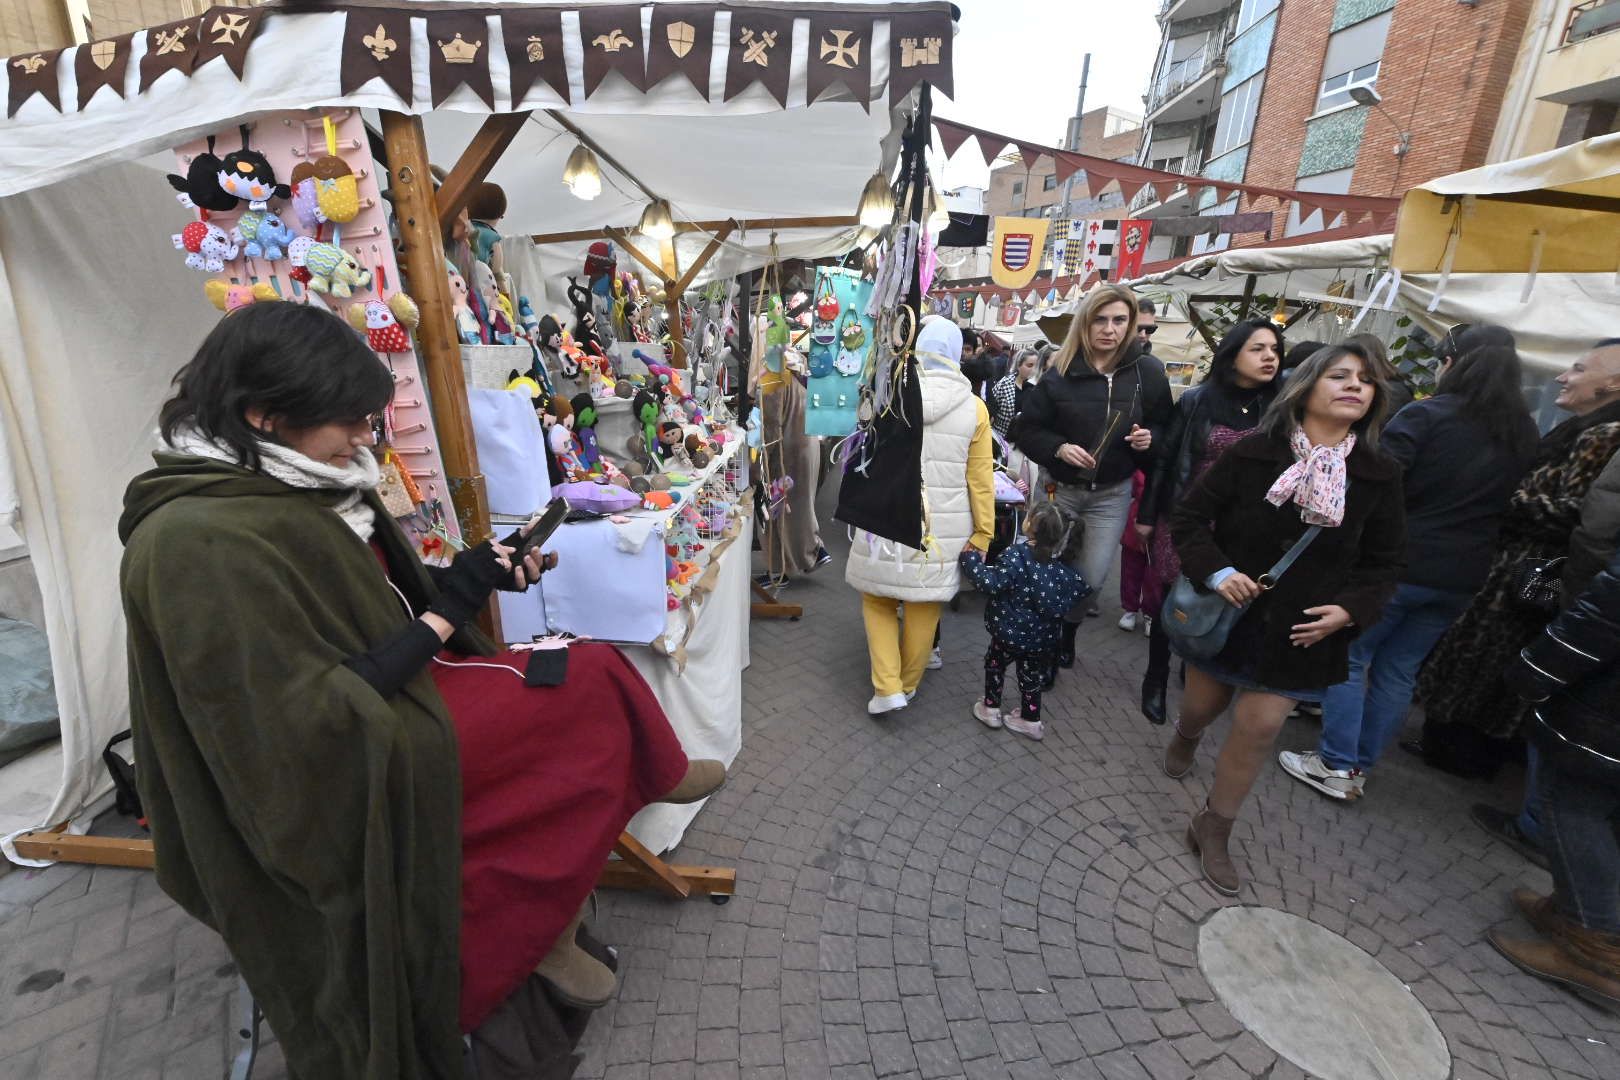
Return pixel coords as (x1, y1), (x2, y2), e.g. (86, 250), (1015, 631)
(119, 454), (494, 1079)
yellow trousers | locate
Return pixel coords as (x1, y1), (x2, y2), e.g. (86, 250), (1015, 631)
(860, 594), (942, 697)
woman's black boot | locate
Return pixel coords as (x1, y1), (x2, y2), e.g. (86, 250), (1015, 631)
(1057, 621), (1079, 668)
(1141, 677), (1167, 726)
(1142, 620), (1170, 724)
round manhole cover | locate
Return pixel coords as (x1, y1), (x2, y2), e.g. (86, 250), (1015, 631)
(1198, 906), (1449, 1080)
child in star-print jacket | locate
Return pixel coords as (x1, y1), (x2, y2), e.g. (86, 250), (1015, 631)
(959, 501), (1089, 742)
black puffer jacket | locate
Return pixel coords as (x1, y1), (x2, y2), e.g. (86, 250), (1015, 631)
(1510, 543), (1620, 782)
(1014, 341), (1173, 487)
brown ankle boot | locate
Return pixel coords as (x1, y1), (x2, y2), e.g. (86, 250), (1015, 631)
(1185, 805), (1240, 896)
(535, 902), (617, 1009)
(660, 759), (726, 804)
(1489, 926), (1620, 1016)
(1163, 720), (1203, 779)
(1512, 888), (1558, 938)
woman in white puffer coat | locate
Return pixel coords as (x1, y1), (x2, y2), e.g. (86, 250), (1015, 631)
(846, 317), (996, 716)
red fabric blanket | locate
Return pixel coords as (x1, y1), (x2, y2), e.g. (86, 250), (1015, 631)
(432, 643), (688, 1031)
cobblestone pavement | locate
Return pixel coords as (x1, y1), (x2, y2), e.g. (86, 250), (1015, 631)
(4, 494), (1620, 1078)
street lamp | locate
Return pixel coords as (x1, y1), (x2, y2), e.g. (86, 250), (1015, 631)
(1349, 86), (1412, 158)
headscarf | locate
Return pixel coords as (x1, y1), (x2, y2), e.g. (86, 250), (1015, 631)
(916, 315), (963, 373)
(1265, 428), (1355, 527)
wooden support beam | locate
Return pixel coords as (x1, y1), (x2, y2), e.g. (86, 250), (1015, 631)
(1183, 303), (1220, 352)
(11, 827), (155, 869)
(609, 830), (690, 898)
(435, 112), (532, 233)
(598, 860), (736, 898)
(751, 580), (802, 620)
(529, 216), (859, 246)
(1238, 273), (1257, 320)
(673, 221), (737, 295)
(604, 227), (670, 283)
(659, 235), (687, 368)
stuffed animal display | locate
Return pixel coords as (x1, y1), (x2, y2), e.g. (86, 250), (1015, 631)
(288, 236), (372, 297)
(205, 279), (278, 312)
(348, 293), (420, 354)
(174, 221), (240, 273)
(233, 210), (296, 261)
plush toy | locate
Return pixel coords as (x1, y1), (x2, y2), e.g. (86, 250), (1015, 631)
(287, 162), (326, 230)
(518, 297), (541, 341)
(311, 152), (360, 223)
(567, 277), (605, 354)
(447, 267), (482, 345)
(545, 395), (584, 477)
(469, 182), (508, 275)
(645, 491), (677, 511)
(233, 209), (297, 261)
(288, 236), (371, 296)
(656, 420), (688, 467)
(347, 293), (420, 354)
(585, 241), (616, 298)
(685, 432), (712, 470)
(217, 126), (289, 210)
(168, 136), (238, 212)
(633, 389), (661, 460)
(558, 333), (589, 380)
(471, 261), (514, 345)
(506, 369), (544, 401)
(174, 220), (240, 272)
(205, 279), (278, 312)
(570, 393), (603, 474)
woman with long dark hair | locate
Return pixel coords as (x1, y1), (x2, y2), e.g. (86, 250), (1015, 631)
(122, 303), (723, 1075)
(1136, 319), (1283, 723)
(1162, 343), (1405, 894)
(1280, 325), (1538, 799)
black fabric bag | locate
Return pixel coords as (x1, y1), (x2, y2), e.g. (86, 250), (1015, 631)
(835, 360), (926, 549)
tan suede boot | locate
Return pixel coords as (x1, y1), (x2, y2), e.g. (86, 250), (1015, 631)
(1163, 720), (1203, 780)
(660, 759), (726, 804)
(1488, 926), (1620, 1016)
(1512, 888), (1559, 939)
(535, 902), (616, 1009)
(1185, 804), (1240, 896)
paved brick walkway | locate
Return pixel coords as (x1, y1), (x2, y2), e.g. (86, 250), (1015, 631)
(4, 490), (1620, 1078)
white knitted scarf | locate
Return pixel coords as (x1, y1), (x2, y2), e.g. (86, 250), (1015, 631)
(167, 426), (380, 542)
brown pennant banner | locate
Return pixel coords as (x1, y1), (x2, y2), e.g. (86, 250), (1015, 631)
(74, 34), (132, 110)
(647, 5), (715, 100)
(580, 5), (647, 97)
(504, 6), (569, 105)
(7, 48), (62, 117)
(139, 17), (202, 92)
(341, 10), (413, 99)
(889, 10), (953, 101)
(934, 119), (972, 159)
(194, 5), (262, 79)
(724, 9), (793, 106)
(427, 11), (494, 108)
(807, 13), (873, 110)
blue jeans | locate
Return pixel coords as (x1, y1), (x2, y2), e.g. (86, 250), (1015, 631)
(1319, 583), (1472, 772)
(1517, 744), (1545, 848)
(1538, 753), (1620, 935)
(1045, 475), (1133, 621)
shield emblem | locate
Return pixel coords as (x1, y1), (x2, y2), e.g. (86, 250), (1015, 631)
(667, 20), (695, 58)
(1001, 234), (1033, 272)
(90, 40), (117, 70)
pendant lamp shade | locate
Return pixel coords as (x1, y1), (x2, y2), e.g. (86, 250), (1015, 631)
(858, 171), (896, 228)
(638, 198), (676, 240)
(562, 144), (602, 200)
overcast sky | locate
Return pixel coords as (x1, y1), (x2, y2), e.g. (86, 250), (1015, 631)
(936, 0), (1162, 188)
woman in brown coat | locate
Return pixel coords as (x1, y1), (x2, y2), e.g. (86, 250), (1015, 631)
(1164, 343), (1406, 894)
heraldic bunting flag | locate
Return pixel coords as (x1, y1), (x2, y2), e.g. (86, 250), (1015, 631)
(991, 216), (1049, 290)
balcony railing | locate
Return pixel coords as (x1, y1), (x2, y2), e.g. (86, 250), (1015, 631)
(1127, 153), (1206, 213)
(1147, 40), (1225, 114)
(1567, 0), (1620, 45)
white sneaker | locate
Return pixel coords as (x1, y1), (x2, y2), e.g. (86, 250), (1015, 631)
(1278, 749), (1362, 800)
(1117, 612), (1138, 632)
(927, 647), (943, 670)
(1142, 616), (1153, 638)
(867, 692), (908, 716)
(1004, 715), (1044, 741)
(972, 701), (1004, 729)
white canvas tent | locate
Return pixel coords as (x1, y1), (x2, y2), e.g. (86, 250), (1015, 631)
(0, 0), (957, 861)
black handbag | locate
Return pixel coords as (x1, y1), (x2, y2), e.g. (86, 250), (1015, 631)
(1509, 555), (1566, 615)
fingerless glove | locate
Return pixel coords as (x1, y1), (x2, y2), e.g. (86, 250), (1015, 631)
(427, 542), (508, 628)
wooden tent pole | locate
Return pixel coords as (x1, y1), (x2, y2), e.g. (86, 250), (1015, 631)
(529, 216), (857, 245)
(436, 112), (533, 232)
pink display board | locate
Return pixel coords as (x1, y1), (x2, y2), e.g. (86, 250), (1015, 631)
(170, 108), (460, 552)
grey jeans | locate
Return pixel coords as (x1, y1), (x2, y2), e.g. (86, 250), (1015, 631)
(1044, 474), (1135, 620)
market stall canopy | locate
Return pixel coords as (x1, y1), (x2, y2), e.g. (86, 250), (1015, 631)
(1391, 132), (1620, 275)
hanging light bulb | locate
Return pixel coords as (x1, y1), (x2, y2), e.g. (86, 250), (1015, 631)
(562, 144), (601, 200)
(1269, 294), (1289, 328)
(857, 171), (896, 228)
(638, 197), (676, 240)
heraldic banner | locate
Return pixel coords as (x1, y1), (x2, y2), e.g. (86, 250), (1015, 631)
(1114, 219), (1154, 282)
(990, 215), (1048, 290)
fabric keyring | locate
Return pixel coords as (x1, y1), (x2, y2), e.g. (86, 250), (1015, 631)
(1264, 428), (1355, 527)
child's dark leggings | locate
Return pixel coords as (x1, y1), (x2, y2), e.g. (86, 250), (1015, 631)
(984, 639), (1051, 721)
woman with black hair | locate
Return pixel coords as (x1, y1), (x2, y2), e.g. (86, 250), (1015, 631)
(1136, 319), (1283, 724)
(1162, 343), (1405, 893)
(121, 303), (722, 1076)
(1280, 324), (1538, 800)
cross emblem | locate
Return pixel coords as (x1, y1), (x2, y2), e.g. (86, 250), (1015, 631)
(12, 54), (46, 75)
(739, 27), (777, 67)
(899, 37), (941, 68)
(363, 24), (397, 61)
(153, 25), (191, 56)
(819, 29), (861, 69)
(209, 12), (249, 45)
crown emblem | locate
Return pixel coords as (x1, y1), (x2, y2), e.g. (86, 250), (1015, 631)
(363, 24), (396, 61)
(12, 54), (47, 75)
(437, 33), (482, 65)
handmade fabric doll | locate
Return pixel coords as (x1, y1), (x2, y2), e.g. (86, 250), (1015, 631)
(448, 267), (482, 345)
(567, 278), (606, 355)
(570, 393), (603, 475)
(472, 262), (514, 344)
(585, 242), (616, 299)
(545, 395), (584, 478)
(347, 294), (420, 354)
(468, 183), (507, 275)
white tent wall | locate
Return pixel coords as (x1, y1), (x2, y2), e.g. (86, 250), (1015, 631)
(0, 162), (218, 852)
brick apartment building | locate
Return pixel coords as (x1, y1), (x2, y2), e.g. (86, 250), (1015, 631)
(1132, 0), (1540, 263)
(984, 106), (1145, 220)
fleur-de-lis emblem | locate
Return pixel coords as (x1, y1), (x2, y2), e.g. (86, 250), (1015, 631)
(592, 29), (634, 53)
(363, 24), (397, 62)
(209, 12), (249, 45)
(12, 54), (46, 75)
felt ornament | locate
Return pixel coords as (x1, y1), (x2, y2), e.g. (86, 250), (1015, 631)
(287, 236), (371, 296)
(312, 153), (360, 224)
(834, 311), (867, 376)
(233, 210), (296, 261)
(217, 126), (289, 211)
(347, 293), (420, 354)
(287, 162), (326, 230)
(168, 136), (239, 212)
(173, 220), (240, 273)
(447, 267), (482, 345)
(205, 279), (278, 312)
(814, 275), (839, 322)
(765, 295), (790, 347)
